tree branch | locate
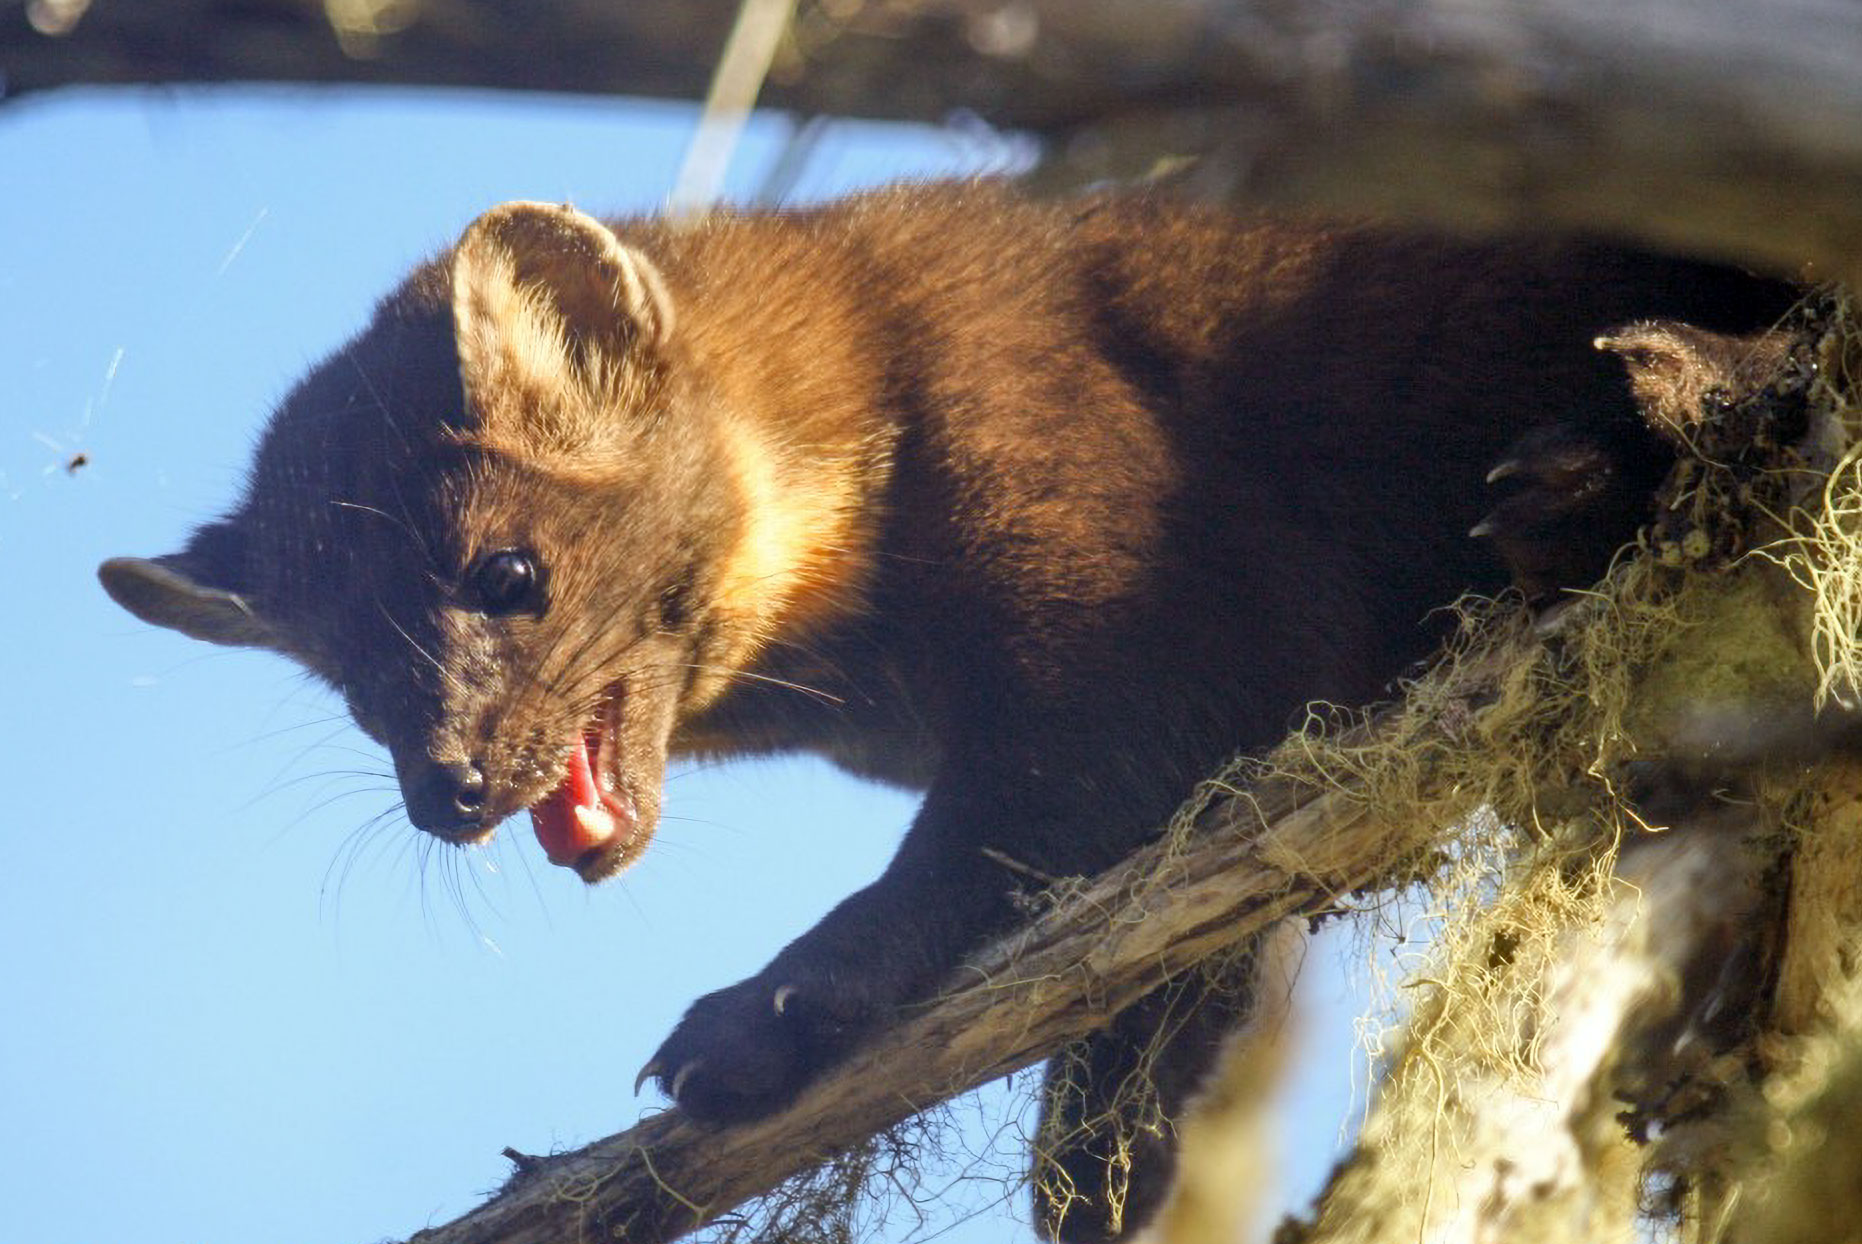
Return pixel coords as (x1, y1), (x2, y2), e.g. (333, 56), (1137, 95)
(9, 2), (1862, 280)
(1028, 0), (1862, 286)
(397, 647), (1522, 1244)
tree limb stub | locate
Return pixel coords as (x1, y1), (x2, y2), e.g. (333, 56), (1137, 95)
(397, 658), (1514, 1244)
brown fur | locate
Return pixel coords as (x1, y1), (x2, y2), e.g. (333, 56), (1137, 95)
(98, 182), (1797, 1242)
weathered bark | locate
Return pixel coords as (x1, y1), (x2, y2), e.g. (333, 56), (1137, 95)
(7, 2), (1862, 281)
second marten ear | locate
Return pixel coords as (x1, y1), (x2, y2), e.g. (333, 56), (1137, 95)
(98, 523), (277, 649)
(451, 201), (674, 396)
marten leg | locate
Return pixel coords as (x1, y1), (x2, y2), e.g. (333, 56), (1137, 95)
(643, 773), (1083, 1122)
(1474, 418), (1671, 607)
(1034, 943), (1262, 1243)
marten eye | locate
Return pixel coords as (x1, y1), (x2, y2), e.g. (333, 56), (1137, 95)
(471, 549), (544, 615)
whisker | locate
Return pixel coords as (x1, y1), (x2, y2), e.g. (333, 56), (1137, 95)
(342, 348), (389, 415)
(667, 755), (747, 781)
(678, 662), (844, 706)
(376, 600), (449, 680)
(283, 785), (403, 846)
(321, 803), (407, 921)
(511, 829), (554, 929)
(456, 846), (506, 929)
(538, 619), (648, 697)
(232, 713), (356, 748)
(239, 726), (388, 816)
(294, 742), (394, 766)
(330, 499), (428, 553)
(262, 766), (394, 797)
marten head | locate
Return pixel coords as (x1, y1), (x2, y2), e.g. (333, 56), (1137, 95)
(100, 203), (785, 882)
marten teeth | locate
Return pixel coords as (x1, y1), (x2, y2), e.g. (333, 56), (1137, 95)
(574, 803), (617, 842)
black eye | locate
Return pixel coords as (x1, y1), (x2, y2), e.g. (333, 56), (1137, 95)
(472, 549), (543, 615)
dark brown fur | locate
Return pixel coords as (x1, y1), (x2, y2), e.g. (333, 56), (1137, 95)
(98, 183), (1796, 1241)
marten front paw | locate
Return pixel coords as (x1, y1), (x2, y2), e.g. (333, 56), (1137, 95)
(1473, 423), (1666, 607)
(641, 970), (884, 1123)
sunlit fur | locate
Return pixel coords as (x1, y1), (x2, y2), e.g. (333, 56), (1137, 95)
(100, 181), (1800, 1243)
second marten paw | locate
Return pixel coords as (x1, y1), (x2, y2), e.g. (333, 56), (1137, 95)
(641, 970), (881, 1123)
(1473, 422), (1667, 607)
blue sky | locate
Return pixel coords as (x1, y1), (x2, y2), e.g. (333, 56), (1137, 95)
(0, 85), (1361, 1244)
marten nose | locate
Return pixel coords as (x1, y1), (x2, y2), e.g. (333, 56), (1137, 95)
(403, 758), (490, 837)
(447, 761), (488, 817)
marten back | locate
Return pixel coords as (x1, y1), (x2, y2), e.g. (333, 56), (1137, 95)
(645, 187), (1792, 824)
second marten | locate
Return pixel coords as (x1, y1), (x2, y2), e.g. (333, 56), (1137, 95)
(98, 182), (1796, 1241)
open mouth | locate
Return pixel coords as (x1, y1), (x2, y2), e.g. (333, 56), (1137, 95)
(527, 702), (642, 881)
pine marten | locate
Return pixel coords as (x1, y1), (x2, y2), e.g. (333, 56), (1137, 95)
(97, 182), (1796, 1242)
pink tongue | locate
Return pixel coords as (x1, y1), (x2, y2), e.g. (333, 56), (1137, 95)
(529, 733), (623, 867)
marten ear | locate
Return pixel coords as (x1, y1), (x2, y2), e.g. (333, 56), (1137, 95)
(1596, 319), (1723, 438)
(98, 523), (277, 649)
(450, 201), (674, 400)
(1596, 320), (1692, 376)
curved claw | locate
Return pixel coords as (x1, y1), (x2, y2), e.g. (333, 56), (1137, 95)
(633, 1059), (664, 1097)
(1485, 459), (1522, 485)
(772, 984), (797, 1016)
(1469, 515), (1497, 539)
(670, 1059), (703, 1103)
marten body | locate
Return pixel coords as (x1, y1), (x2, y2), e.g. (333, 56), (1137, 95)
(99, 183), (1794, 1241)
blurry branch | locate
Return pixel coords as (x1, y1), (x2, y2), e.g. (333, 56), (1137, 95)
(1, 0), (1192, 127)
(1717, 928), (1862, 1242)
(1299, 811), (1778, 1244)
(668, 0), (797, 214)
(7, 2), (1862, 279)
(1021, 0), (1862, 287)
(395, 647), (1526, 1244)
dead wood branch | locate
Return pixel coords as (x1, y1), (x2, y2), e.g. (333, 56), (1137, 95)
(396, 646), (1525, 1244)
